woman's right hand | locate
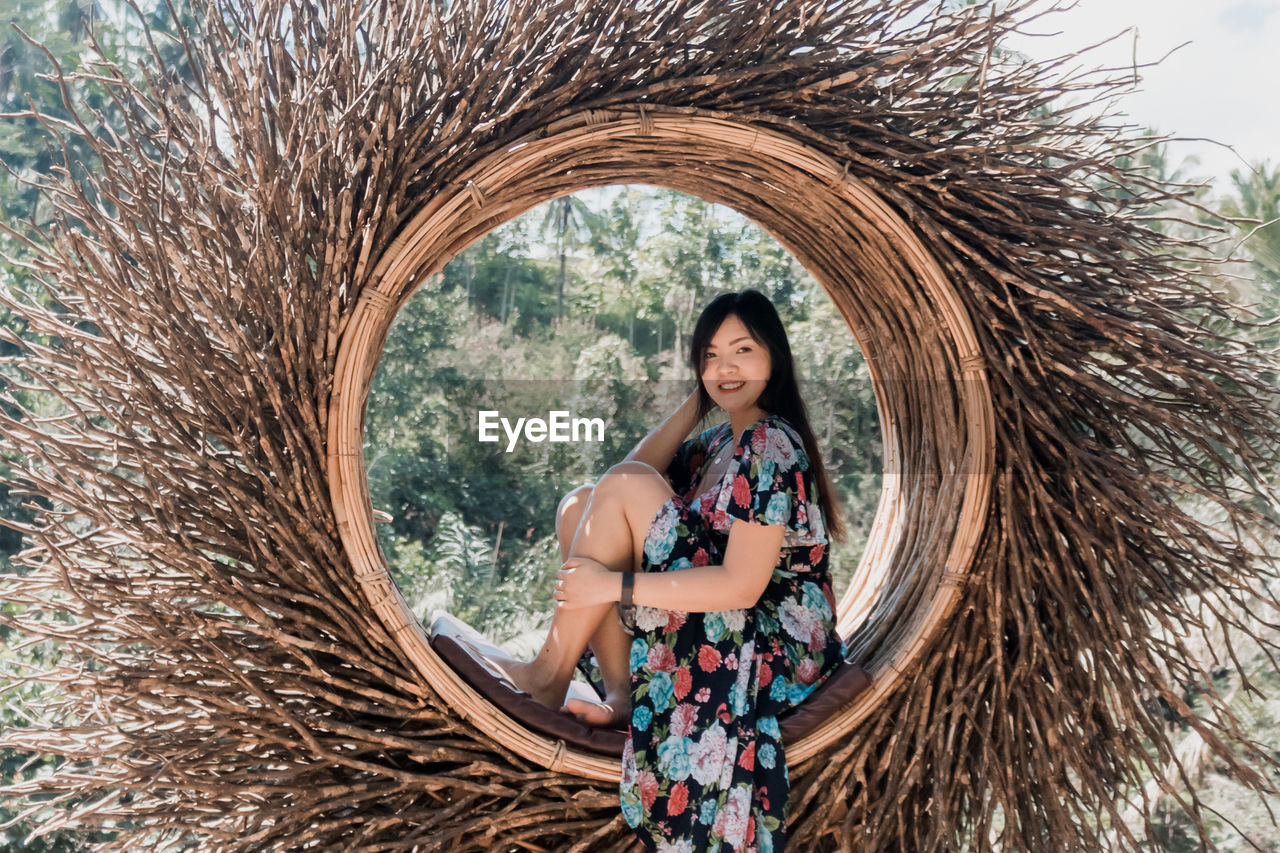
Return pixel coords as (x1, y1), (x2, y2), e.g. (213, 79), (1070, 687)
(555, 557), (618, 609)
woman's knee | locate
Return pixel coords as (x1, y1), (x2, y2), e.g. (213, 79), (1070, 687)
(555, 484), (594, 535)
(594, 460), (670, 503)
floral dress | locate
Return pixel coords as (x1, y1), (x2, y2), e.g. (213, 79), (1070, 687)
(619, 413), (844, 853)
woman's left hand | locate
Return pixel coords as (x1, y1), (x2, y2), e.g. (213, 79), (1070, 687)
(555, 557), (619, 609)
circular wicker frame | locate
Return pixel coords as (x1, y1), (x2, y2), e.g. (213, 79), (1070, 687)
(328, 110), (996, 780)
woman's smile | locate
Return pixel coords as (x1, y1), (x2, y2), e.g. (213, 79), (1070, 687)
(701, 314), (771, 434)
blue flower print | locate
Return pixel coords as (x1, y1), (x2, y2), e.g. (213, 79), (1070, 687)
(756, 608), (778, 636)
(787, 680), (815, 706)
(657, 735), (693, 781)
(632, 705), (652, 732)
(621, 790), (643, 827)
(764, 490), (790, 524)
(630, 638), (649, 671)
(758, 742), (777, 769)
(704, 611), (726, 643)
(729, 677), (747, 716)
(643, 503), (679, 564)
(769, 675), (788, 701)
(648, 670), (674, 712)
(801, 580), (832, 618)
(700, 799), (718, 825)
(758, 716), (781, 739)
(756, 457), (775, 492)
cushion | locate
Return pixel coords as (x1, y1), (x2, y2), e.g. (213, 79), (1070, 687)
(429, 612), (872, 758)
(778, 658), (872, 743)
(429, 612), (628, 754)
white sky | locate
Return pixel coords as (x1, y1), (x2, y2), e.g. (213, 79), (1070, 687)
(1001, 0), (1280, 188)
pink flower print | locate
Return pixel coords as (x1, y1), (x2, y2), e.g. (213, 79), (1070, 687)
(664, 610), (687, 633)
(713, 784), (751, 848)
(635, 605), (669, 633)
(731, 474), (751, 510)
(657, 841), (693, 853)
(796, 471), (806, 502)
(751, 424), (768, 454)
(718, 734), (738, 790)
(780, 600), (818, 644)
(698, 645), (722, 672)
(823, 582), (837, 614)
(695, 686), (712, 703)
(809, 544), (825, 564)
(647, 643), (677, 673)
(797, 658), (821, 686)
(673, 666), (692, 701)
(667, 781), (689, 817)
(636, 770), (659, 810)
(671, 702), (698, 737)
(813, 621), (828, 647)
(723, 652), (738, 671)
(758, 660), (773, 687)
(692, 547), (710, 566)
(764, 427), (798, 467)
(738, 741), (756, 771)
(621, 739), (636, 787)
(691, 724), (729, 786)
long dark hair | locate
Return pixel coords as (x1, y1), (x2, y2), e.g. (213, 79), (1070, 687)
(688, 289), (846, 543)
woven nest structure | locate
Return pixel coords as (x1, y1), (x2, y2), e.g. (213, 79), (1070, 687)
(3, 1), (1280, 850)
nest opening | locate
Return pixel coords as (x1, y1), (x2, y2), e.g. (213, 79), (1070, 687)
(328, 110), (995, 781)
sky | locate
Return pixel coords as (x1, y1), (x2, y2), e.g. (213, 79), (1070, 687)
(1001, 0), (1280, 189)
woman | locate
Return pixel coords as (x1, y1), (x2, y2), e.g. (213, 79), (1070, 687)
(502, 289), (846, 853)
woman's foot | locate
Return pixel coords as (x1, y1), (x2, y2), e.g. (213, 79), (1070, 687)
(562, 693), (630, 728)
(500, 658), (572, 709)
(449, 635), (563, 707)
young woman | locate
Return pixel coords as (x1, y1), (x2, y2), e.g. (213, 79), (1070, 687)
(500, 289), (846, 853)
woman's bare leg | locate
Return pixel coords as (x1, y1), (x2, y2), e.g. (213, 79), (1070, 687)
(552, 485), (639, 724)
(504, 462), (672, 718)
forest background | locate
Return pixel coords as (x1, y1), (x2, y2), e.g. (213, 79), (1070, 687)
(1, 1), (1279, 850)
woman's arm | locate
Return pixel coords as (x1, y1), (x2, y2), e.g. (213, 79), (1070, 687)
(623, 389), (703, 473)
(556, 519), (785, 612)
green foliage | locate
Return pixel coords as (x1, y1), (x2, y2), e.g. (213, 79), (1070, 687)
(366, 188), (884, 644)
(1215, 160), (1280, 331)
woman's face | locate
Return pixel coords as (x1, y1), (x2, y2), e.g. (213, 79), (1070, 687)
(700, 314), (772, 419)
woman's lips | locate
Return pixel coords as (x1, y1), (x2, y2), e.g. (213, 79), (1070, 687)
(718, 381), (745, 392)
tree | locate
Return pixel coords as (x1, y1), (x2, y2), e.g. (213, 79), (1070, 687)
(539, 194), (601, 320)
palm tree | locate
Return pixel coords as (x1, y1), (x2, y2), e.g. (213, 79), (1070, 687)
(1222, 161), (1280, 286)
(540, 194), (601, 319)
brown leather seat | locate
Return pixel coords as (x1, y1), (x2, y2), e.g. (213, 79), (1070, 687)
(429, 612), (871, 757)
(430, 613), (629, 754)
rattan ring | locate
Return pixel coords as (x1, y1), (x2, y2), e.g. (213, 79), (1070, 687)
(327, 109), (996, 781)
